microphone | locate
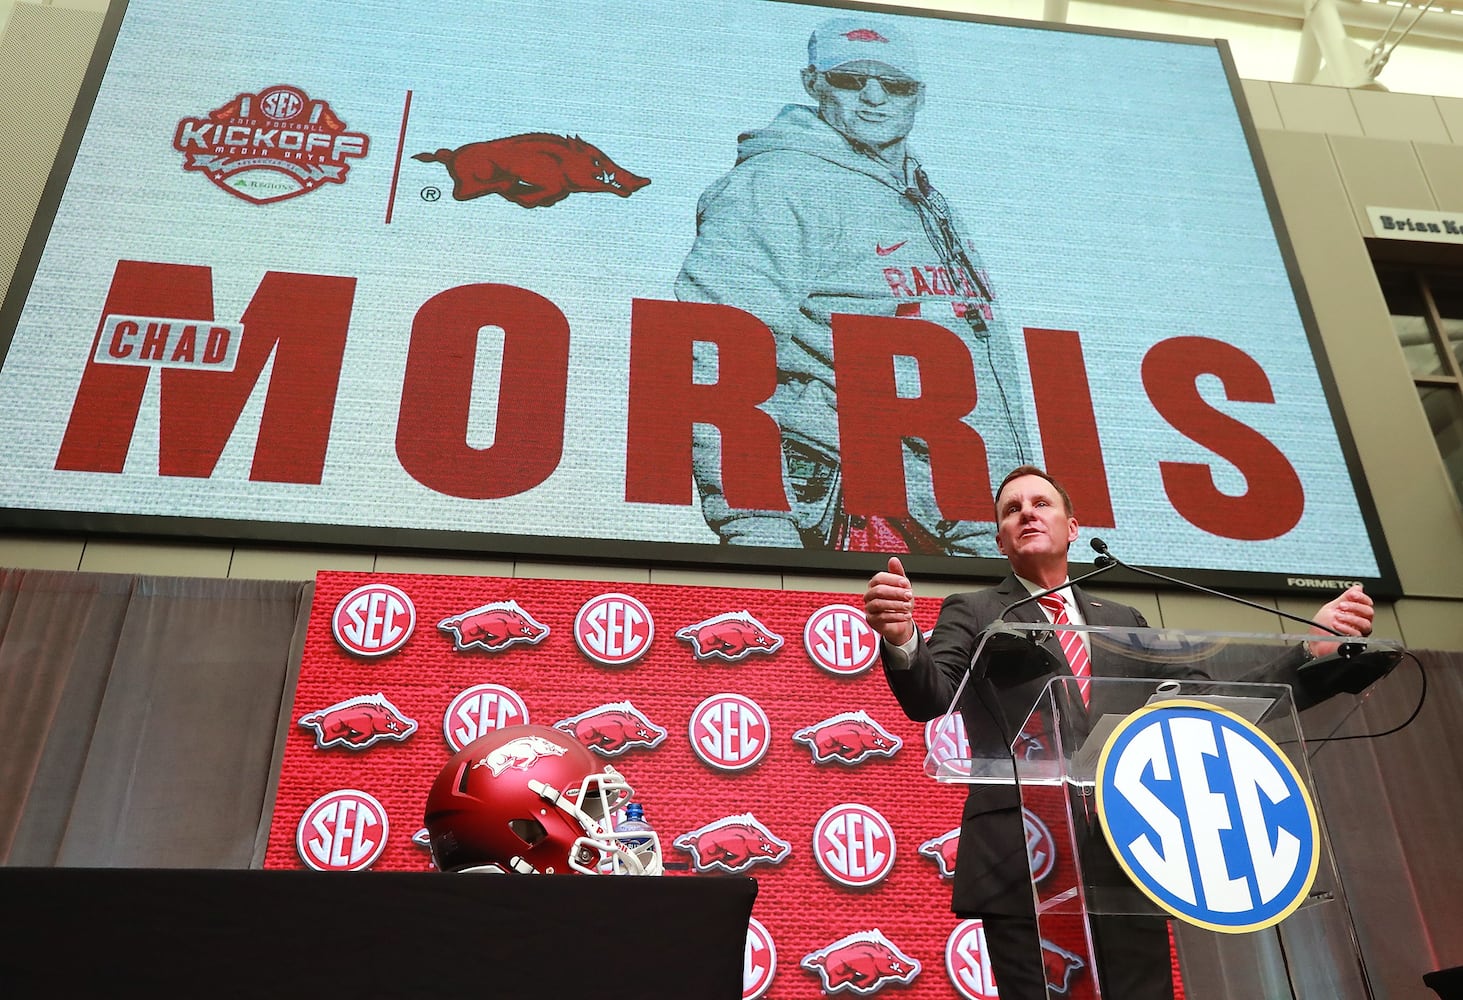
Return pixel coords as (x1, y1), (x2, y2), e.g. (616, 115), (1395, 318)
(1088, 537), (1401, 696)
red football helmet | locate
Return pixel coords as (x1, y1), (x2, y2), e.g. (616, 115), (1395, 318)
(423, 724), (662, 875)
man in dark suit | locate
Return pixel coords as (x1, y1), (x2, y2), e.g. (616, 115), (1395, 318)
(862, 464), (1374, 1000)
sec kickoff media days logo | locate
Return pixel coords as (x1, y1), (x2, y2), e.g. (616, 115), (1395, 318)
(1094, 699), (1320, 932)
(175, 85), (368, 204)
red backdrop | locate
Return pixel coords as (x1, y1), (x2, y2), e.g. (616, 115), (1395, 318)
(265, 571), (1185, 999)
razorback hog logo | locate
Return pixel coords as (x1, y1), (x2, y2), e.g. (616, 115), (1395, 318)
(676, 611), (783, 661)
(801, 929), (920, 995)
(438, 600), (548, 652)
(298, 693), (417, 750)
(920, 812), (1054, 883)
(1042, 940), (1086, 995)
(1014, 732), (1047, 759)
(413, 133), (649, 208)
(918, 827), (960, 879)
(478, 734), (568, 776)
(792, 710), (903, 765)
(674, 814), (791, 873)
(555, 701), (666, 756)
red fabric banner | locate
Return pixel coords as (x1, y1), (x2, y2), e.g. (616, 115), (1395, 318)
(266, 571), (1184, 999)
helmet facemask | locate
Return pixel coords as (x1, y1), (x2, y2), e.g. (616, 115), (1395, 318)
(536, 764), (664, 876)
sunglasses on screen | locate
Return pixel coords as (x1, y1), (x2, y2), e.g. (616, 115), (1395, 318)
(821, 71), (921, 97)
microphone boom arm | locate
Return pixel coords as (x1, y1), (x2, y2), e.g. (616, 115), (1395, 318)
(1088, 538), (1344, 638)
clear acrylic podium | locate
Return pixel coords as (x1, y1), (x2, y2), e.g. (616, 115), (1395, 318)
(924, 623), (1402, 1000)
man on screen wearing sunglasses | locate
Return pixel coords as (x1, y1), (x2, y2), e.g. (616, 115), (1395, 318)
(675, 15), (1033, 554)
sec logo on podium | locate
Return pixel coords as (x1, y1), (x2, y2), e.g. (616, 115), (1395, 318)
(1094, 699), (1320, 933)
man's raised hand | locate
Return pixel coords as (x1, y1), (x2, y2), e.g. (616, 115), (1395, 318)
(1307, 584), (1375, 658)
(864, 556), (916, 647)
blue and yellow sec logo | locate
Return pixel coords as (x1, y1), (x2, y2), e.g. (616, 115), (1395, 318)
(1094, 700), (1319, 933)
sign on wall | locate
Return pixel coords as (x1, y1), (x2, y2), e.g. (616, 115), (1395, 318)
(268, 570), (1168, 999)
(0, 0), (1394, 594)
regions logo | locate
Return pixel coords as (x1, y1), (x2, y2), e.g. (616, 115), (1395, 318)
(801, 929), (920, 995)
(743, 917), (777, 1000)
(792, 710), (902, 765)
(676, 611), (783, 662)
(296, 789), (389, 872)
(476, 733), (567, 776)
(438, 600), (549, 652)
(555, 701), (666, 756)
(174, 85), (368, 204)
(804, 604), (880, 676)
(331, 583), (415, 658)
(573, 592), (654, 667)
(298, 693), (417, 750)
(412, 133), (649, 208)
(689, 693), (770, 771)
(442, 683), (530, 752)
(813, 803), (896, 889)
(674, 813), (791, 874)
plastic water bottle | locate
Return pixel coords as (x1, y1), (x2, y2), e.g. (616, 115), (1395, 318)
(616, 801), (660, 874)
(618, 802), (654, 853)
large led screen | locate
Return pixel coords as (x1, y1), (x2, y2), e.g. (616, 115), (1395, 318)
(0, 0), (1395, 594)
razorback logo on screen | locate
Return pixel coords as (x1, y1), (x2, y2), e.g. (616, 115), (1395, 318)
(412, 133), (649, 208)
(174, 85), (368, 204)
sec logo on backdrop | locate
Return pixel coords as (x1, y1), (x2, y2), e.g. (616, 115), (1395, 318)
(1095, 700), (1319, 932)
(332, 583), (415, 657)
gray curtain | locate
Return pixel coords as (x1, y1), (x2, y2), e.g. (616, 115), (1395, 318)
(0, 568), (311, 867)
(1308, 649), (1463, 998)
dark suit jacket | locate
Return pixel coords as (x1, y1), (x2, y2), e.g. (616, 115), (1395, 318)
(882, 573), (1314, 917)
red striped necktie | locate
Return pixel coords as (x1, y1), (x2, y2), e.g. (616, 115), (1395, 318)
(1037, 594), (1092, 707)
